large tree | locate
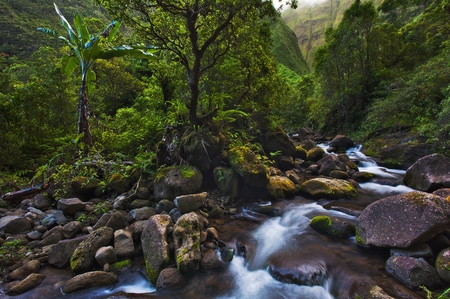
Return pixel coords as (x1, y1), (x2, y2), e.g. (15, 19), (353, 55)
(99, 0), (297, 125)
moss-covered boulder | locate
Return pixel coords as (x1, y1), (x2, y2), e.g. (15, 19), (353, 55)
(213, 166), (240, 199)
(228, 146), (269, 188)
(356, 191), (450, 248)
(181, 130), (224, 172)
(61, 271), (118, 294)
(71, 176), (101, 196)
(306, 147), (326, 162)
(267, 176), (296, 199)
(317, 154), (347, 176)
(435, 248), (450, 283)
(300, 178), (357, 199)
(309, 215), (355, 239)
(141, 214), (174, 284)
(173, 212), (202, 273)
(294, 146), (307, 160)
(259, 129), (296, 157)
(108, 174), (134, 194)
(154, 165), (203, 201)
(70, 227), (114, 275)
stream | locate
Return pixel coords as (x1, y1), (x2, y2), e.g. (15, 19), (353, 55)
(5, 146), (426, 299)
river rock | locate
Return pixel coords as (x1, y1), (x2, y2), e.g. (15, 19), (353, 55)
(61, 271), (118, 294)
(329, 134), (355, 151)
(141, 214), (174, 284)
(112, 192), (134, 210)
(129, 199), (152, 210)
(201, 249), (219, 268)
(1, 216), (32, 234)
(5, 273), (46, 295)
(105, 211), (127, 231)
(390, 244), (434, 260)
(62, 221), (82, 239)
(32, 193), (53, 210)
(95, 246), (117, 267)
(114, 229), (134, 257)
(213, 167), (240, 199)
(57, 198), (86, 215)
(385, 256), (441, 289)
(173, 212), (202, 273)
(309, 215), (355, 239)
(109, 174), (133, 194)
(156, 267), (186, 290)
(435, 248), (450, 283)
(403, 153), (450, 192)
(267, 176), (296, 199)
(174, 192), (207, 214)
(260, 129), (297, 157)
(130, 206), (156, 221)
(38, 225), (63, 247)
(300, 178), (357, 199)
(5, 260), (40, 281)
(48, 235), (87, 268)
(317, 154), (348, 176)
(356, 191), (450, 248)
(228, 146), (269, 188)
(306, 147), (326, 162)
(154, 165), (203, 200)
(70, 227), (114, 274)
(156, 199), (176, 214)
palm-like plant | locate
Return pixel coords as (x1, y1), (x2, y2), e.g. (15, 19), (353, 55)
(39, 3), (155, 152)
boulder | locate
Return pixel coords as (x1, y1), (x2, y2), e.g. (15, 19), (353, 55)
(129, 199), (152, 210)
(213, 166), (240, 199)
(95, 246), (117, 267)
(48, 235), (88, 268)
(356, 191), (450, 248)
(275, 155), (295, 171)
(390, 244), (434, 260)
(141, 214), (174, 284)
(156, 199), (177, 214)
(173, 212), (202, 273)
(62, 221), (83, 239)
(228, 146), (269, 188)
(61, 271), (118, 294)
(70, 227), (114, 274)
(108, 174), (134, 194)
(181, 130), (224, 172)
(114, 229), (134, 257)
(294, 146), (307, 160)
(5, 260), (40, 281)
(154, 166), (203, 201)
(329, 135), (355, 151)
(38, 225), (63, 247)
(57, 198), (86, 215)
(317, 154), (348, 176)
(306, 147), (326, 162)
(309, 215), (355, 239)
(156, 267), (186, 290)
(32, 193), (53, 210)
(260, 129), (297, 157)
(174, 192), (207, 214)
(129, 206), (156, 221)
(112, 192), (134, 210)
(1, 216), (32, 234)
(300, 178), (357, 199)
(435, 248), (450, 283)
(104, 211), (127, 231)
(201, 249), (220, 268)
(5, 273), (46, 295)
(385, 256), (441, 289)
(267, 176), (296, 199)
(403, 154), (450, 192)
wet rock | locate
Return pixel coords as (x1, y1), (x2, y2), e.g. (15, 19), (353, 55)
(41, 210), (67, 228)
(228, 146), (269, 188)
(435, 248), (450, 283)
(352, 171), (376, 182)
(5, 260), (40, 281)
(70, 227), (114, 274)
(267, 176), (296, 199)
(156, 267), (186, 291)
(32, 193), (53, 210)
(1, 216), (32, 234)
(329, 170), (350, 179)
(385, 256), (441, 289)
(154, 166), (203, 201)
(174, 192), (207, 214)
(306, 147), (326, 162)
(62, 221), (83, 239)
(403, 154), (450, 192)
(391, 244), (434, 260)
(130, 206), (156, 221)
(208, 205), (224, 218)
(173, 212), (202, 273)
(329, 134), (355, 151)
(38, 225), (63, 247)
(156, 199), (176, 214)
(129, 199), (152, 210)
(300, 178), (357, 199)
(213, 167), (240, 199)
(356, 191), (450, 248)
(309, 215), (355, 239)
(141, 214), (173, 284)
(5, 273), (46, 295)
(114, 229), (134, 257)
(48, 235), (87, 268)
(201, 249), (220, 268)
(317, 154), (347, 176)
(61, 271), (118, 294)
(95, 246), (117, 267)
(300, 139), (316, 151)
(294, 146), (307, 160)
(57, 198), (86, 216)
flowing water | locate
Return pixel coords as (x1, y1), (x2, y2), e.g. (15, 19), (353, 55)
(4, 146), (426, 299)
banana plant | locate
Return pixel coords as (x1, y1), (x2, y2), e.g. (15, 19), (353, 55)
(38, 3), (156, 152)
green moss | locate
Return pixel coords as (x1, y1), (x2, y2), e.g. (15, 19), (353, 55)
(111, 259), (131, 270)
(145, 260), (159, 284)
(310, 216), (332, 231)
(355, 229), (364, 244)
(181, 165), (196, 178)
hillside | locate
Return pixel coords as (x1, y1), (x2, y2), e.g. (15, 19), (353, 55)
(282, 0), (382, 67)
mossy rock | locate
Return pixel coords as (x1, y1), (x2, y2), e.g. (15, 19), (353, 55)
(300, 178), (357, 199)
(295, 146), (307, 160)
(228, 146), (269, 188)
(154, 165), (203, 201)
(310, 215), (355, 239)
(181, 130), (224, 172)
(267, 176), (296, 199)
(306, 147), (326, 162)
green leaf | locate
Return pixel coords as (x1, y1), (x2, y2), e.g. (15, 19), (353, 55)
(107, 21), (121, 42)
(37, 27), (57, 37)
(74, 13), (90, 44)
(61, 55), (79, 77)
(87, 69), (96, 92)
(98, 46), (158, 60)
(53, 3), (79, 45)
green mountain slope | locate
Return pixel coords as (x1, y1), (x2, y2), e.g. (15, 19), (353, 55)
(270, 16), (310, 76)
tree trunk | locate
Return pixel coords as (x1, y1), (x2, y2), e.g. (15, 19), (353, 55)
(78, 77), (93, 150)
(188, 67), (200, 125)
